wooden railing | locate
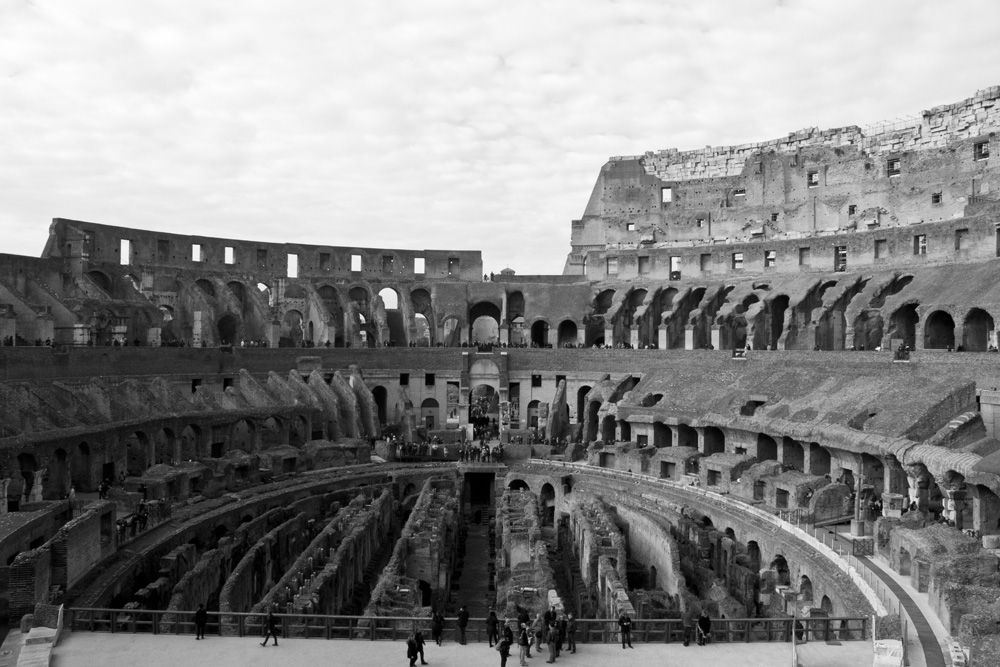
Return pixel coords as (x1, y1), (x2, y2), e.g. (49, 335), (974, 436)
(66, 608), (867, 643)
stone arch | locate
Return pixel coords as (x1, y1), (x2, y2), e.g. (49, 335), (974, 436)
(799, 574), (813, 601)
(963, 308), (995, 351)
(231, 419), (255, 453)
(924, 310), (955, 349)
(410, 288), (435, 345)
(47, 448), (70, 498)
(888, 303), (919, 349)
(769, 295), (790, 349)
(441, 316), (461, 347)
(180, 425), (202, 460)
(588, 289), (616, 345)
(125, 431), (151, 476)
(820, 595), (833, 615)
(281, 309), (304, 346)
(747, 540), (762, 572)
(704, 426), (725, 455)
(530, 319), (549, 347)
(757, 433), (778, 461)
(420, 398), (440, 430)
(372, 386), (388, 425)
(72, 442), (92, 491)
(195, 278), (216, 298)
(601, 415), (616, 442)
(469, 301), (501, 344)
(587, 400), (602, 441)
(413, 313), (431, 346)
(378, 287), (399, 310)
(853, 309), (884, 351)
(261, 416), (284, 448)
(216, 313), (239, 346)
(782, 437), (805, 471)
(576, 386), (592, 425)
(318, 285), (346, 347)
(770, 554), (791, 586)
(540, 482), (556, 526)
(154, 427), (175, 465)
(508, 478), (530, 491)
(621, 288), (648, 346)
(809, 443), (831, 476)
(17, 452), (38, 499)
(558, 320), (578, 347)
(87, 270), (113, 294)
(677, 424), (698, 448)
(653, 422), (671, 447)
(289, 415), (308, 447)
(618, 419), (632, 442)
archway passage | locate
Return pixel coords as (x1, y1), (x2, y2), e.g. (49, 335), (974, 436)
(125, 432), (150, 476)
(576, 386), (592, 425)
(72, 442), (92, 491)
(217, 313), (239, 346)
(531, 320), (549, 347)
(889, 303), (919, 349)
(372, 386), (388, 425)
(508, 479), (529, 491)
(704, 427), (725, 455)
(924, 310), (955, 349)
(469, 384), (498, 435)
(281, 310), (304, 347)
(539, 483), (556, 526)
(770, 554), (791, 586)
(963, 308), (994, 351)
(558, 320), (578, 347)
(469, 301), (501, 344)
(757, 434), (778, 461)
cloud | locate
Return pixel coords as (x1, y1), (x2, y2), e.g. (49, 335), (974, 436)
(1, 0), (1000, 272)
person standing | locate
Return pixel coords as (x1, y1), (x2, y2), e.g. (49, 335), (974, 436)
(260, 610), (279, 647)
(518, 623), (531, 667)
(502, 618), (514, 645)
(497, 635), (512, 667)
(431, 609), (445, 646)
(545, 623), (557, 664)
(414, 628), (428, 665)
(194, 603), (208, 640)
(457, 605), (470, 645)
(487, 609), (500, 647)
(697, 610), (711, 646)
(618, 610), (633, 649)
(681, 606), (695, 647)
(565, 614), (576, 654)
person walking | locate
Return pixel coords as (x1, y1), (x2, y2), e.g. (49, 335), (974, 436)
(194, 603), (207, 640)
(518, 623), (531, 667)
(697, 610), (712, 646)
(414, 628), (428, 665)
(565, 614), (576, 654)
(457, 605), (470, 645)
(406, 634), (419, 667)
(260, 610), (279, 647)
(618, 610), (633, 649)
(487, 609), (500, 647)
(431, 609), (445, 646)
(681, 606), (695, 646)
(497, 634), (512, 667)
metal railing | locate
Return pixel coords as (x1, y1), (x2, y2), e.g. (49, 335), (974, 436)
(66, 608), (867, 644)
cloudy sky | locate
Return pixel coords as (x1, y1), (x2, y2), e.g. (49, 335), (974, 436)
(3, 0), (1000, 275)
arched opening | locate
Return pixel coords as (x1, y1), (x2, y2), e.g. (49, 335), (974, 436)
(18, 453), (38, 501)
(587, 401), (601, 442)
(799, 575), (813, 602)
(899, 548), (911, 576)
(418, 580), (432, 607)
(378, 287), (399, 310)
(526, 399), (541, 429)
(154, 428), (175, 465)
(180, 425), (201, 460)
(469, 301), (501, 345)
(889, 303), (919, 349)
(853, 310), (884, 351)
(588, 289), (616, 345)
(441, 316), (460, 347)
(72, 442), (92, 491)
(87, 270), (113, 294)
(195, 279), (216, 298)
(231, 419), (255, 453)
(261, 417), (284, 447)
(539, 483), (556, 526)
(782, 437), (805, 471)
(770, 555), (791, 586)
(649, 566), (657, 590)
(217, 313), (239, 346)
(420, 397), (439, 430)
(601, 415), (616, 442)
(281, 309), (304, 347)
(677, 424), (698, 448)
(318, 285), (345, 347)
(372, 386), (388, 425)
(289, 415), (308, 447)
(530, 320), (549, 347)
(576, 386), (592, 425)
(558, 320), (578, 347)
(747, 540), (762, 573)
(48, 449), (69, 498)
(618, 419), (632, 442)
(508, 479), (529, 491)
(653, 422), (671, 448)
(809, 443), (831, 476)
(125, 431), (150, 476)
(757, 434), (778, 461)
(704, 427), (725, 455)
(413, 314), (431, 347)
(769, 295), (789, 349)
(963, 308), (994, 351)
(820, 595), (833, 615)
(924, 310), (955, 349)
(469, 384), (499, 435)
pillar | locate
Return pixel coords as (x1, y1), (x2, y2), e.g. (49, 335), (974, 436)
(629, 326), (639, 349)
(548, 326), (558, 348)
(604, 326), (614, 347)
(941, 488), (967, 529)
(577, 326), (586, 347)
(500, 325), (510, 345)
(684, 325), (695, 350)
(658, 325), (668, 350)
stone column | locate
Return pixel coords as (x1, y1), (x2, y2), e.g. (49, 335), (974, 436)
(549, 326), (559, 348)
(629, 326), (639, 349)
(604, 326), (614, 347)
(941, 488), (967, 529)
(577, 327), (586, 347)
(710, 325), (721, 350)
(684, 325), (695, 350)
(499, 325), (510, 345)
(658, 325), (668, 350)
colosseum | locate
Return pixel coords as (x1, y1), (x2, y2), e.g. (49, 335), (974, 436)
(4, 86), (1000, 666)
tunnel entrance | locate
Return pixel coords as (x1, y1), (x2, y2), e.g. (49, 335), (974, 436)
(465, 472), (495, 512)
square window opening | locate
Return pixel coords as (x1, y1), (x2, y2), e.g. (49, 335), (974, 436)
(700, 253), (711, 272)
(638, 256), (650, 274)
(771, 212), (779, 222)
(224, 246), (235, 264)
(834, 246), (847, 272)
(764, 250), (776, 268)
(733, 188), (746, 197)
(875, 239), (888, 259)
(606, 257), (619, 274)
(399, 373), (409, 386)
(887, 158), (901, 176)
(732, 252), (744, 270)
(382, 255), (394, 273)
(425, 373), (435, 386)
(807, 171), (819, 187)
(256, 248), (267, 268)
(661, 187), (673, 203)
(119, 239), (131, 265)
(287, 253), (299, 278)
(192, 244), (202, 262)
(914, 234), (927, 256)
(626, 222), (636, 232)
(531, 374), (542, 388)
(955, 228), (969, 251)
(351, 254), (362, 272)
(799, 247), (811, 266)
(975, 141), (990, 161)
(931, 192), (942, 204)
(414, 257), (425, 274)
(319, 253), (331, 271)
(848, 204), (858, 215)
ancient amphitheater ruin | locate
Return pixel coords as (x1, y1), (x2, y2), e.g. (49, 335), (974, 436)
(4, 86), (1000, 665)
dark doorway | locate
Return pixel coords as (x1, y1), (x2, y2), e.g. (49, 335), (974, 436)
(466, 472), (495, 509)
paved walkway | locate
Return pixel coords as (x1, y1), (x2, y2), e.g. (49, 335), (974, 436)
(452, 513), (494, 617)
(823, 525), (947, 667)
(50, 631), (872, 667)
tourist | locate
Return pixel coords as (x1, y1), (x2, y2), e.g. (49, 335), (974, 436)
(487, 609), (500, 647)
(502, 618), (514, 645)
(697, 610), (711, 646)
(457, 605), (470, 645)
(194, 603), (207, 639)
(260, 609), (279, 646)
(431, 609), (445, 645)
(518, 623), (531, 666)
(545, 622), (557, 663)
(618, 610), (633, 648)
(406, 633), (419, 667)
(681, 605), (694, 646)
(414, 628), (427, 665)
(565, 614), (576, 654)
(497, 633), (512, 667)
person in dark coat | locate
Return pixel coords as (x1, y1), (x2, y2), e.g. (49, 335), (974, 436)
(497, 635), (512, 667)
(260, 610), (279, 646)
(502, 618), (514, 645)
(414, 629), (427, 665)
(618, 611), (633, 649)
(487, 609), (500, 647)
(406, 634), (419, 667)
(697, 610), (711, 646)
(457, 605), (470, 645)
(681, 606), (695, 646)
(431, 610), (445, 646)
(194, 603), (208, 639)
(565, 614), (576, 654)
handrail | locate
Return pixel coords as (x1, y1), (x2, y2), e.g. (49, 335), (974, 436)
(524, 459), (889, 616)
(65, 607), (868, 643)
